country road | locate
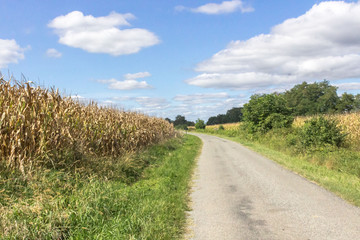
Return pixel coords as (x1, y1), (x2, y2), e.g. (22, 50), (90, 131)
(186, 133), (360, 240)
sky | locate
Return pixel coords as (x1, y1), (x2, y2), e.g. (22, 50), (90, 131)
(1, 0), (360, 121)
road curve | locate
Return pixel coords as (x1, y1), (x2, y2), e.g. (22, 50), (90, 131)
(187, 133), (360, 240)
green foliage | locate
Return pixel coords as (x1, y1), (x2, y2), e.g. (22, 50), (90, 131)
(175, 124), (188, 130)
(195, 119), (206, 129)
(284, 80), (339, 115)
(206, 107), (243, 125)
(337, 92), (355, 113)
(172, 115), (194, 127)
(300, 116), (346, 150)
(218, 125), (225, 130)
(243, 93), (292, 133)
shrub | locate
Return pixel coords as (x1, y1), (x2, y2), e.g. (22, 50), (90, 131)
(218, 125), (225, 130)
(243, 93), (292, 133)
(195, 119), (206, 129)
(300, 116), (345, 149)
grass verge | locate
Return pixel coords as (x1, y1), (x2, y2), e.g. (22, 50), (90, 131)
(0, 134), (202, 239)
(194, 129), (360, 207)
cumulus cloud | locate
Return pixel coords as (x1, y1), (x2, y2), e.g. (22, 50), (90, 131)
(124, 71), (151, 79)
(48, 11), (159, 55)
(335, 82), (360, 91)
(46, 48), (62, 58)
(187, 1), (360, 90)
(98, 71), (153, 90)
(174, 92), (229, 104)
(0, 39), (25, 68)
(172, 92), (247, 121)
(134, 97), (170, 109)
(176, 0), (253, 14)
(99, 79), (152, 90)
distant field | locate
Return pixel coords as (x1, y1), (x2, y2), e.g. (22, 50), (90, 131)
(204, 122), (241, 130)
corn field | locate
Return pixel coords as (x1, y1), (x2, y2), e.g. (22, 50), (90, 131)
(293, 112), (360, 147)
(205, 122), (241, 130)
(0, 77), (175, 173)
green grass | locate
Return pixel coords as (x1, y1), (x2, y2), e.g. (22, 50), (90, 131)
(194, 128), (360, 207)
(0, 134), (202, 239)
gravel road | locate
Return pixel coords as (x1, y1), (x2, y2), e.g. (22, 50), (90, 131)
(186, 133), (360, 240)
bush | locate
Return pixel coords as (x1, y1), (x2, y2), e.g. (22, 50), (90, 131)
(218, 125), (225, 130)
(195, 119), (206, 129)
(300, 116), (345, 149)
(175, 124), (188, 130)
(263, 113), (294, 130)
(243, 93), (292, 133)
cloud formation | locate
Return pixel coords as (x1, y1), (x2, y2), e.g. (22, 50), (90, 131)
(335, 82), (360, 91)
(176, 0), (253, 15)
(0, 39), (25, 68)
(48, 11), (159, 56)
(174, 92), (229, 104)
(46, 48), (62, 58)
(124, 72), (151, 79)
(187, 1), (360, 90)
(98, 72), (153, 90)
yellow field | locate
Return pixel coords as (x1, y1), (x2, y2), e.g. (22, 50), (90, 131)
(0, 77), (175, 173)
(205, 122), (241, 130)
(294, 112), (360, 145)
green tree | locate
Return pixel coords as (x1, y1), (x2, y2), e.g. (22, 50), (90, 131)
(284, 80), (339, 116)
(195, 119), (206, 129)
(206, 107), (243, 125)
(225, 107), (243, 123)
(337, 92), (355, 113)
(173, 115), (187, 126)
(243, 93), (293, 133)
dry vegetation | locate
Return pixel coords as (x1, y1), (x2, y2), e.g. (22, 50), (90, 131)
(205, 122), (240, 130)
(0, 76), (175, 174)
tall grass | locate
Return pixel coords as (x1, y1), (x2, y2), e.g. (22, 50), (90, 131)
(0, 77), (175, 174)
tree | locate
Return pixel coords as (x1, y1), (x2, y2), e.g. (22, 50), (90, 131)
(195, 119), (206, 129)
(284, 80), (339, 116)
(226, 107), (243, 123)
(165, 118), (173, 124)
(206, 107), (243, 125)
(337, 93), (355, 113)
(173, 115), (187, 126)
(243, 93), (293, 133)
(355, 94), (360, 110)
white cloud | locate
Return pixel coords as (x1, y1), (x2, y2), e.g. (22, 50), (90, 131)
(98, 71), (153, 90)
(174, 92), (229, 104)
(48, 11), (160, 56)
(0, 39), (25, 68)
(134, 97), (170, 109)
(99, 78), (152, 90)
(124, 71), (151, 79)
(171, 92), (247, 121)
(187, 1), (360, 90)
(46, 48), (62, 58)
(335, 82), (360, 91)
(176, 0), (253, 15)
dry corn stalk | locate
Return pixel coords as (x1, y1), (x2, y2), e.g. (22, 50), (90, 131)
(0, 77), (175, 173)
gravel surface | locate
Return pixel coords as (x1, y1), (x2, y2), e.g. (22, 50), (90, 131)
(187, 133), (360, 240)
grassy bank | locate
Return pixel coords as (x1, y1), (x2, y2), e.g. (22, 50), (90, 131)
(194, 127), (360, 207)
(0, 134), (202, 239)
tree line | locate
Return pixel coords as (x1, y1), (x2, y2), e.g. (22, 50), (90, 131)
(206, 80), (360, 126)
(167, 80), (360, 129)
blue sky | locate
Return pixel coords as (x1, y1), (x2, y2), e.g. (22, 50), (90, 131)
(1, 0), (360, 121)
